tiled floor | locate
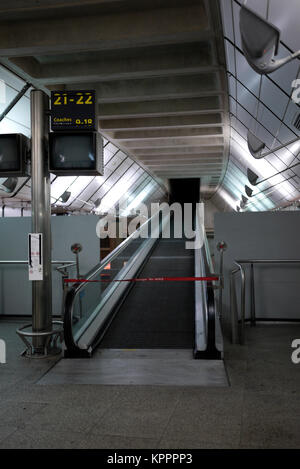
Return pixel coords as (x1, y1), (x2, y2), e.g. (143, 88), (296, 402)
(0, 318), (299, 449)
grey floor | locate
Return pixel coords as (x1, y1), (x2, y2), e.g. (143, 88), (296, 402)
(38, 349), (228, 387)
(0, 318), (299, 449)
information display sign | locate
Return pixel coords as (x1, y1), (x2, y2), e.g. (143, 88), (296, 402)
(51, 90), (97, 131)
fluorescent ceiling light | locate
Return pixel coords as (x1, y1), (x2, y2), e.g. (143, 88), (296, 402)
(231, 131), (296, 200)
(0, 177), (17, 193)
(245, 185), (254, 197)
(245, 174), (297, 199)
(51, 176), (77, 201)
(123, 182), (155, 216)
(247, 162), (300, 186)
(60, 191), (71, 203)
(247, 130), (299, 159)
(218, 187), (239, 210)
(96, 171), (136, 213)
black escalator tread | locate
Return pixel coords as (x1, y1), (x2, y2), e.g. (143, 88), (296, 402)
(99, 238), (195, 349)
(150, 239), (194, 258)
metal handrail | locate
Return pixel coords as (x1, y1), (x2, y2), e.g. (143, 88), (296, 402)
(56, 263), (76, 273)
(0, 260), (76, 324)
(233, 263), (246, 345)
(194, 215), (209, 355)
(194, 211), (221, 359)
(230, 268), (240, 344)
(231, 259), (300, 344)
(69, 213), (157, 296)
(236, 259), (300, 264)
(204, 233), (214, 274)
(0, 260), (75, 265)
(201, 245), (219, 358)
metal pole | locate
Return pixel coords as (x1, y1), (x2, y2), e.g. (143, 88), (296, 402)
(75, 252), (80, 280)
(31, 90), (52, 352)
(230, 269), (239, 344)
(216, 241), (227, 320)
(61, 271), (69, 321)
(250, 263), (256, 326)
(71, 243), (83, 319)
(237, 263), (246, 345)
(219, 249), (224, 319)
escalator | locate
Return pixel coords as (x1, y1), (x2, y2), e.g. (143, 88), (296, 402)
(99, 236), (195, 350)
(63, 208), (223, 360)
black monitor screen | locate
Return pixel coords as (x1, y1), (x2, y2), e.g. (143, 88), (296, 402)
(0, 135), (20, 172)
(50, 133), (96, 171)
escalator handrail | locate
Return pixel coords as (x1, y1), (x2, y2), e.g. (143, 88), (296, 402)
(194, 212), (220, 358)
(71, 212), (158, 296)
(202, 233), (219, 357)
(64, 211), (160, 354)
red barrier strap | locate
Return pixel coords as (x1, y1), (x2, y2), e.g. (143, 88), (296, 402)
(64, 276), (219, 284)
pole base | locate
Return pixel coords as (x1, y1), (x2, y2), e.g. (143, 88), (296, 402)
(16, 321), (63, 358)
(21, 345), (62, 359)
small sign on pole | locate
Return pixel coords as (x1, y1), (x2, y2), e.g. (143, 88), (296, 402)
(28, 233), (43, 281)
(50, 90), (96, 131)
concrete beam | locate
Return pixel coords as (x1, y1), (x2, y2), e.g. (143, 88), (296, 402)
(137, 157), (224, 164)
(140, 157), (223, 163)
(146, 163), (224, 169)
(66, 74), (222, 103)
(155, 171), (221, 176)
(142, 165), (222, 171)
(99, 114), (223, 131)
(124, 136), (224, 149)
(154, 171), (222, 177)
(0, 0), (131, 19)
(99, 97), (221, 118)
(132, 146), (224, 156)
(136, 152), (223, 159)
(11, 43), (215, 83)
(0, 1), (201, 21)
(14, 59), (219, 85)
(0, 4), (209, 56)
(139, 163), (223, 169)
(107, 127), (223, 140)
(155, 173), (221, 176)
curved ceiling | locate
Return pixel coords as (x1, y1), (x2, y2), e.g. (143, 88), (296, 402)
(219, 0), (300, 211)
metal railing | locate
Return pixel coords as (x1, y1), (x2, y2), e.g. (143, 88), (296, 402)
(0, 260), (75, 265)
(66, 218), (156, 300)
(0, 259), (76, 319)
(231, 259), (300, 344)
(0, 259), (76, 356)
